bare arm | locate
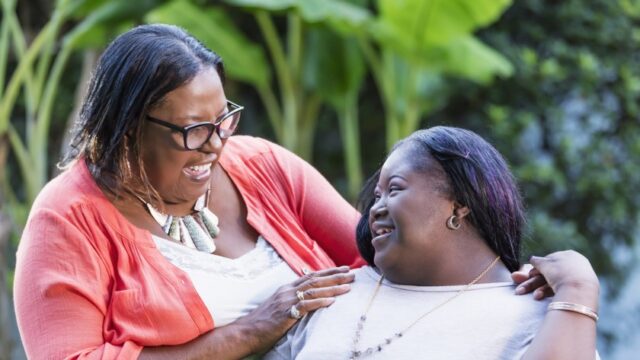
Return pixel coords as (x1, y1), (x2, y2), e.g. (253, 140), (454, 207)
(139, 322), (257, 360)
(518, 251), (599, 360)
(139, 267), (355, 359)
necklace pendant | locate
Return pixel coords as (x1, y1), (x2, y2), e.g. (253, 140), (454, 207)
(183, 215), (216, 253)
(193, 189), (208, 211)
(141, 191), (221, 254)
(200, 208), (220, 237)
(147, 203), (168, 225)
(168, 218), (181, 241)
(178, 219), (197, 249)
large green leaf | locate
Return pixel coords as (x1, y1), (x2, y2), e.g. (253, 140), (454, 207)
(303, 28), (366, 106)
(224, 0), (372, 34)
(145, 0), (271, 87)
(414, 36), (514, 84)
(65, 0), (162, 49)
(71, 0), (160, 19)
(377, 0), (512, 46)
(223, 0), (296, 11)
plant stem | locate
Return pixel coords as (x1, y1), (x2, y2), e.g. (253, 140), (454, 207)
(33, 44), (73, 189)
(255, 11), (298, 149)
(256, 83), (283, 140)
(339, 94), (363, 201)
(297, 94), (322, 160)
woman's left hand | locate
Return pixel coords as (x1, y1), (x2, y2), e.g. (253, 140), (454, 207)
(511, 250), (600, 305)
(511, 263), (551, 300)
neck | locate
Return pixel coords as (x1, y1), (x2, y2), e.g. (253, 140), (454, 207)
(385, 231), (512, 287)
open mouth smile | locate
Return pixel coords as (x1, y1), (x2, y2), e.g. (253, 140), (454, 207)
(371, 223), (395, 243)
(183, 162), (213, 181)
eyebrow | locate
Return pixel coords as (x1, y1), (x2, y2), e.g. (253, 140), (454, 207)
(388, 174), (408, 182)
(175, 103), (228, 122)
(375, 174), (408, 189)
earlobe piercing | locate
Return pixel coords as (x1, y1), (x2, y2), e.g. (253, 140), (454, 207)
(446, 215), (461, 230)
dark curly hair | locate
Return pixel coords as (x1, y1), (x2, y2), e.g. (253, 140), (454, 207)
(356, 126), (525, 272)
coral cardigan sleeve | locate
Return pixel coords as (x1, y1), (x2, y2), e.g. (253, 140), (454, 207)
(14, 206), (143, 360)
(269, 142), (365, 268)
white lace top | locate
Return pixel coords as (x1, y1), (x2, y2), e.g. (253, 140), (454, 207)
(153, 235), (299, 326)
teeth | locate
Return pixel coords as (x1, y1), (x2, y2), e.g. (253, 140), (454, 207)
(189, 164), (211, 172)
(375, 228), (392, 235)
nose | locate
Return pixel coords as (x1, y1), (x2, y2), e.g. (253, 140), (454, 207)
(369, 197), (387, 220)
(199, 130), (223, 153)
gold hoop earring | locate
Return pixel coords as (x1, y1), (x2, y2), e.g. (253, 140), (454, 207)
(446, 215), (461, 230)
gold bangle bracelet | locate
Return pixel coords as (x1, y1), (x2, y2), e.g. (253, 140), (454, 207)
(547, 301), (599, 322)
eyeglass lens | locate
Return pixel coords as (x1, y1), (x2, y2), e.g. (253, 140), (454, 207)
(185, 111), (240, 149)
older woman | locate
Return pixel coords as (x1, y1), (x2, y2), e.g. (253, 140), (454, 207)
(14, 24), (361, 359)
(14, 25), (581, 359)
(266, 127), (599, 359)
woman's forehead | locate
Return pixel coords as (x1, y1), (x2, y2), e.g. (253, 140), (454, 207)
(380, 145), (446, 185)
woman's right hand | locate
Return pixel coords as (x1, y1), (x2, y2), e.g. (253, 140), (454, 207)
(235, 265), (355, 354)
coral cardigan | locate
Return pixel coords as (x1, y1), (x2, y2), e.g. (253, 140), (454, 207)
(14, 136), (365, 360)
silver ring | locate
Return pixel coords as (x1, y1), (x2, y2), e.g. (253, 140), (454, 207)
(289, 304), (302, 319)
(296, 290), (305, 301)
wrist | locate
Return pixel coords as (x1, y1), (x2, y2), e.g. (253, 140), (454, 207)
(231, 319), (264, 355)
(553, 280), (600, 311)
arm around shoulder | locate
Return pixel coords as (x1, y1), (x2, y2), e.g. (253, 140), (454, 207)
(520, 251), (600, 360)
(270, 142), (365, 268)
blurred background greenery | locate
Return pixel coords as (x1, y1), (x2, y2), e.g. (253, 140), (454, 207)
(1, 0), (639, 358)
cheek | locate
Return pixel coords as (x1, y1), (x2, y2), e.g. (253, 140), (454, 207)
(141, 140), (185, 189)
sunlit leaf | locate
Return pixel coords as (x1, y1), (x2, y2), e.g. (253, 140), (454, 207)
(424, 36), (513, 83)
(224, 0), (372, 33)
(146, 0), (271, 87)
(377, 0), (512, 46)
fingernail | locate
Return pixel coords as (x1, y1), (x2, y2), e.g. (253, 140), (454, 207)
(515, 286), (525, 295)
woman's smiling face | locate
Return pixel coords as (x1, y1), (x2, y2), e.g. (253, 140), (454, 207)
(369, 144), (456, 285)
(141, 66), (228, 207)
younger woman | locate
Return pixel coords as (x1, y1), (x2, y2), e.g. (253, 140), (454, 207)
(266, 126), (599, 359)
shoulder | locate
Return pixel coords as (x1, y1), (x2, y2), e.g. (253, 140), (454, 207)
(466, 284), (549, 326)
(31, 160), (106, 218)
(223, 135), (286, 159)
(24, 159), (125, 250)
(223, 135), (304, 167)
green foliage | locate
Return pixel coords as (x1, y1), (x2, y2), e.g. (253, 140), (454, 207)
(431, 0), (640, 298)
(361, 0), (514, 149)
(0, 0), (164, 232)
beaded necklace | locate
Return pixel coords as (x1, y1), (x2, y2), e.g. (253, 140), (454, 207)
(349, 256), (501, 359)
(140, 189), (220, 253)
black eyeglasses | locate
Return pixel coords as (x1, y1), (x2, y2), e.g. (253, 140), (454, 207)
(146, 100), (243, 150)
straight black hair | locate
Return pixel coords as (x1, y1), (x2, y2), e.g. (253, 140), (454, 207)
(61, 24), (224, 202)
(356, 126), (525, 272)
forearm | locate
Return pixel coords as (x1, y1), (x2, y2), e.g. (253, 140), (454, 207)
(139, 320), (262, 360)
(522, 284), (599, 360)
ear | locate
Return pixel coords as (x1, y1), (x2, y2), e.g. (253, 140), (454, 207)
(452, 202), (471, 220)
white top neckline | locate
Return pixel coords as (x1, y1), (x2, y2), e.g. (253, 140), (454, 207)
(362, 266), (514, 292)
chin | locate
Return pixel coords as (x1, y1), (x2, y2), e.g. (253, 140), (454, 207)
(373, 251), (393, 273)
